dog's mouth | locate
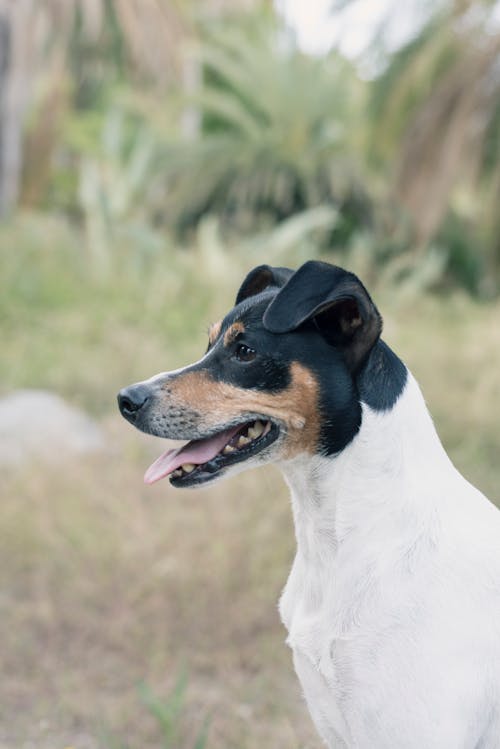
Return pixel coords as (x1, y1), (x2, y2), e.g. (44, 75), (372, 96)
(144, 418), (280, 488)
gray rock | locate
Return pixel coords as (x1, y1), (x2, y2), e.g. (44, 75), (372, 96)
(0, 390), (105, 466)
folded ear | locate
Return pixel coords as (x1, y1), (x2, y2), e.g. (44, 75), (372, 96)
(236, 264), (293, 305)
(263, 260), (382, 372)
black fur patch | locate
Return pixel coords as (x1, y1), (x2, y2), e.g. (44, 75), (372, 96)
(190, 268), (408, 456)
(357, 341), (408, 412)
(196, 295), (362, 455)
(235, 265), (293, 305)
(196, 294), (292, 394)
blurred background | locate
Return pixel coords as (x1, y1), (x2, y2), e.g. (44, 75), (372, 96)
(0, 0), (499, 747)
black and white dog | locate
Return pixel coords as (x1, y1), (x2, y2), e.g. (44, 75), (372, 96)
(118, 261), (500, 748)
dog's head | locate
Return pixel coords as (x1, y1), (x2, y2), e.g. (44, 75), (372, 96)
(118, 261), (404, 488)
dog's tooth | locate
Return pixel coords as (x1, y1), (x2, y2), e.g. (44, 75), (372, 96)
(248, 420), (264, 439)
(263, 421), (271, 435)
(238, 435), (251, 447)
(223, 444), (236, 454)
(172, 469), (183, 477)
(182, 463), (195, 473)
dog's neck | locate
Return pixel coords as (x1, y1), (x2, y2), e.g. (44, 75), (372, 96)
(280, 368), (456, 572)
(278, 368), (463, 637)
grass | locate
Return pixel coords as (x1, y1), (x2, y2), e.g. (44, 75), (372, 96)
(1, 212), (499, 747)
(101, 677), (210, 749)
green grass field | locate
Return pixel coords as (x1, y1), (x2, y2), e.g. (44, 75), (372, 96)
(2, 213), (499, 748)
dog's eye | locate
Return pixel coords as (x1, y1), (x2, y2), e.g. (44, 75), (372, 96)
(234, 343), (256, 362)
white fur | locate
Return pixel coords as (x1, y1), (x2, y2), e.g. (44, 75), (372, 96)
(278, 372), (500, 748)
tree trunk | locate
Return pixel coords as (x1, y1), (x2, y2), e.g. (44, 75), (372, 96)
(0, 7), (16, 216)
(0, 0), (31, 218)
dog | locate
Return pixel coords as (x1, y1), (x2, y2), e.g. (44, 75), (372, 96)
(118, 261), (500, 748)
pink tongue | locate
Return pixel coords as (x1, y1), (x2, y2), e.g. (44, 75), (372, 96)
(144, 425), (242, 485)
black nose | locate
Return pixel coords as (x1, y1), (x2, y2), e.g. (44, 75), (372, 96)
(117, 384), (150, 421)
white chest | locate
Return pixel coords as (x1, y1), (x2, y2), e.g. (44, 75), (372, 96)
(277, 396), (500, 749)
(279, 545), (500, 749)
(279, 555), (353, 748)
(280, 450), (500, 749)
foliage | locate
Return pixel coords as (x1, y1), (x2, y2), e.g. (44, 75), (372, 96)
(76, 108), (165, 279)
(104, 676), (209, 749)
(137, 676), (209, 749)
(3, 0), (499, 296)
(368, 0), (500, 293)
(161, 16), (371, 240)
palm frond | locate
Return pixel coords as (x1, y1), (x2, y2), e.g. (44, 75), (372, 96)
(160, 13), (369, 234)
(369, 0), (500, 282)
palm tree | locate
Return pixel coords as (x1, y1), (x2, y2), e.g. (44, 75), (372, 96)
(369, 0), (500, 287)
(0, 0), (43, 215)
(161, 14), (370, 235)
(0, 0), (264, 216)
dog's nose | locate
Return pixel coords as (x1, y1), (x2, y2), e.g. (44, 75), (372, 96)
(117, 384), (150, 421)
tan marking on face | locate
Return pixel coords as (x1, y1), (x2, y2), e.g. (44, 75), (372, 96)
(208, 320), (222, 346)
(163, 362), (320, 459)
(223, 321), (245, 348)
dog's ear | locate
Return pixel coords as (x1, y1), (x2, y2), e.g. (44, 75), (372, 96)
(236, 265), (293, 305)
(263, 260), (382, 372)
